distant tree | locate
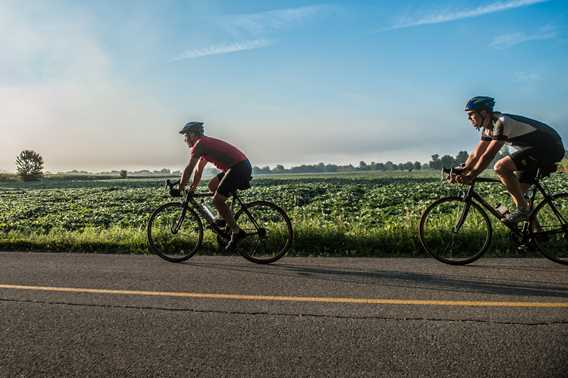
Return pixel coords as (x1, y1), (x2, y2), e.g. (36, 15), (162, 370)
(359, 161), (368, 170)
(414, 161), (422, 170)
(324, 164), (338, 173)
(119, 170), (128, 179)
(429, 154), (442, 170)
(403, 161), (414, 171)
(440, 155), (456, 169)
(273, 164), (286, 174)
(455, 151), (469, 165)
(16, 150), (44, 181)
(384, 161), (395, 171)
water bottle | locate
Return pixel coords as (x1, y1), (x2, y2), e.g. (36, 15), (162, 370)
(196, 201), (215, 222)
(201, 203), (215, 222)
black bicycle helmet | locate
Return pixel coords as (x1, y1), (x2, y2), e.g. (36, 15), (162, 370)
(179, 121), (204, 135)
(465, 96), (495, 112)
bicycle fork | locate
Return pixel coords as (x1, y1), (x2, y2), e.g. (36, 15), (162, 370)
(171, 207), (187, 234)
(453, 189), (475, 233)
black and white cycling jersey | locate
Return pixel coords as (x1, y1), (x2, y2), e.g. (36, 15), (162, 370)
(481, 112), (563, 150)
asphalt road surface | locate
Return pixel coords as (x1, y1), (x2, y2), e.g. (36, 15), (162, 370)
(1, 252), (567, 377)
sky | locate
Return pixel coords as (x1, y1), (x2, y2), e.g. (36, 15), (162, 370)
(1, 0), (567, 172)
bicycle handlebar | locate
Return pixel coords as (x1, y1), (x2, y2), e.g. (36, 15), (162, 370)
(165, 179), (180, 189)
(164, 179), (213, 198)
(441, 168), (500, 185)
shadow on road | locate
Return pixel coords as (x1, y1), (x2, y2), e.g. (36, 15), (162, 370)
(190, 260), (568, 299)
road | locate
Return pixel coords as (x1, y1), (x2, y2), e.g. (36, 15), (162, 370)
(1, 252), (567, 377)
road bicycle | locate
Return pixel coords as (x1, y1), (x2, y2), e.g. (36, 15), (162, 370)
(418, 165), (568, 265)
(147, 180), (293, 264)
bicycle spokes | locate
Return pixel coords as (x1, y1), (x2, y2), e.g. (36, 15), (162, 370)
(148, 203), (203, 263)
(419, 197), (492, 265)
(235, 201), (293, 264)
(531, 193), (568, 264)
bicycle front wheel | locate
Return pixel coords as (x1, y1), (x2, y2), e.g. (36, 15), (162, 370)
(147, 203), (204, 263)
(419, 197), (492, 265)
(235, 201), (293, 264)
(531, 193), (568, 265)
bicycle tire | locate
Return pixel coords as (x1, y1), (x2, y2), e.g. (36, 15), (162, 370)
(147, 202), (204, 263)
(419, 196), (492, 265)
(234, 201), (293, 264)
(531, 192), (568, 265)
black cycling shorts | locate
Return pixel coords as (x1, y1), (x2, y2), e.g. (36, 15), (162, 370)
(215, 159), (252, 197)
(510, 143), (564, 183)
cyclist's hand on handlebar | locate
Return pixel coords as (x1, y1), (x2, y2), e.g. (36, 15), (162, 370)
(452, 165), (466, 175)
(450, 174), (473, 185)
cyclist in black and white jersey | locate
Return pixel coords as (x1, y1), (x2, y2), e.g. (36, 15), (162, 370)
(454, 96), (565, 223)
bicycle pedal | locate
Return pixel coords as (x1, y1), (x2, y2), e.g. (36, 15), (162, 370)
(516, 244), (530, 252)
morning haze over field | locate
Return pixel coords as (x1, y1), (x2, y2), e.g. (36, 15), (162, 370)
(1, 0), (567, 172)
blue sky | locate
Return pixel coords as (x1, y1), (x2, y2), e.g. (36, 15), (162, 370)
(1, 0), (567, 171)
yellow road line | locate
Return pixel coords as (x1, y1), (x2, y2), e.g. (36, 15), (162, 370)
(1, 284), (567, 308)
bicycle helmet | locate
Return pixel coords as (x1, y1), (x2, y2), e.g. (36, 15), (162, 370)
(465, 96), (495, 112)
(179, 121), (204, 135)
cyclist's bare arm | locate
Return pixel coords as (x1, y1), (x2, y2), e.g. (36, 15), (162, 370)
(462, 140), (490, 173)
(180, 156), (200, 191)
(466, 139), (504, 177)
(189, 158), (207, 191)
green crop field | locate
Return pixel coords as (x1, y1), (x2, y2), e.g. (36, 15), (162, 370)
(1, 171), (567, 257)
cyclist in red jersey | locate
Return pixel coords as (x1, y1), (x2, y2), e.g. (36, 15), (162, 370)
(178, 122), (252, 250)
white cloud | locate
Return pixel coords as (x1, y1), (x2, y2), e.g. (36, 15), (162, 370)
(171, 5), (335, 62)
(390, 0), (549, 30)
(171, 39), (271, 61)
(490, 26), (557, 49)
(514, 71), (542, 82)
(224, 4), (337, 36)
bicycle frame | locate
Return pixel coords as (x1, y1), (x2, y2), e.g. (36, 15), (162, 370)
(178, 190), (263, 238)
(450, 169), (567, 241)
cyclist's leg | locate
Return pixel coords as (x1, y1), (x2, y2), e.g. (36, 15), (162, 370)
(213, 171), (238, 232)
(208, 172), (224, 193)
(213, 160), (251, 232)
(494, 152), (533, 210)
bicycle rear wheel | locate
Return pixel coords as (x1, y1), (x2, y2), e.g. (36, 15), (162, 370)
(419, 197), (492, 265)
(235, 201), (293, 264)
(147, 203), (203, 263)
(531, 193), (568, 265)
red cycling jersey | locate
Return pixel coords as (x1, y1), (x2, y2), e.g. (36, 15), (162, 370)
(191, 136), (247, 171)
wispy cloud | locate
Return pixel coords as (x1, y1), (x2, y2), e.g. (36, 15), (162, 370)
(172, 5), (335, 62)
(514, 71), (542, 82)
(171, 39), (271, 61)
(390, 0), (549, 30)
(490, 26), (557, 49)
(224, 4), (337, 36)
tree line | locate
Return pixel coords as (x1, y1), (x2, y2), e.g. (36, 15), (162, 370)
(8, 146), (551, 182)
(253, 151), (479, 174)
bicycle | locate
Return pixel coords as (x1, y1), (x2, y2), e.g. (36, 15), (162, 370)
(418, 165), (568, 265)
(147, 179), (293, 264)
